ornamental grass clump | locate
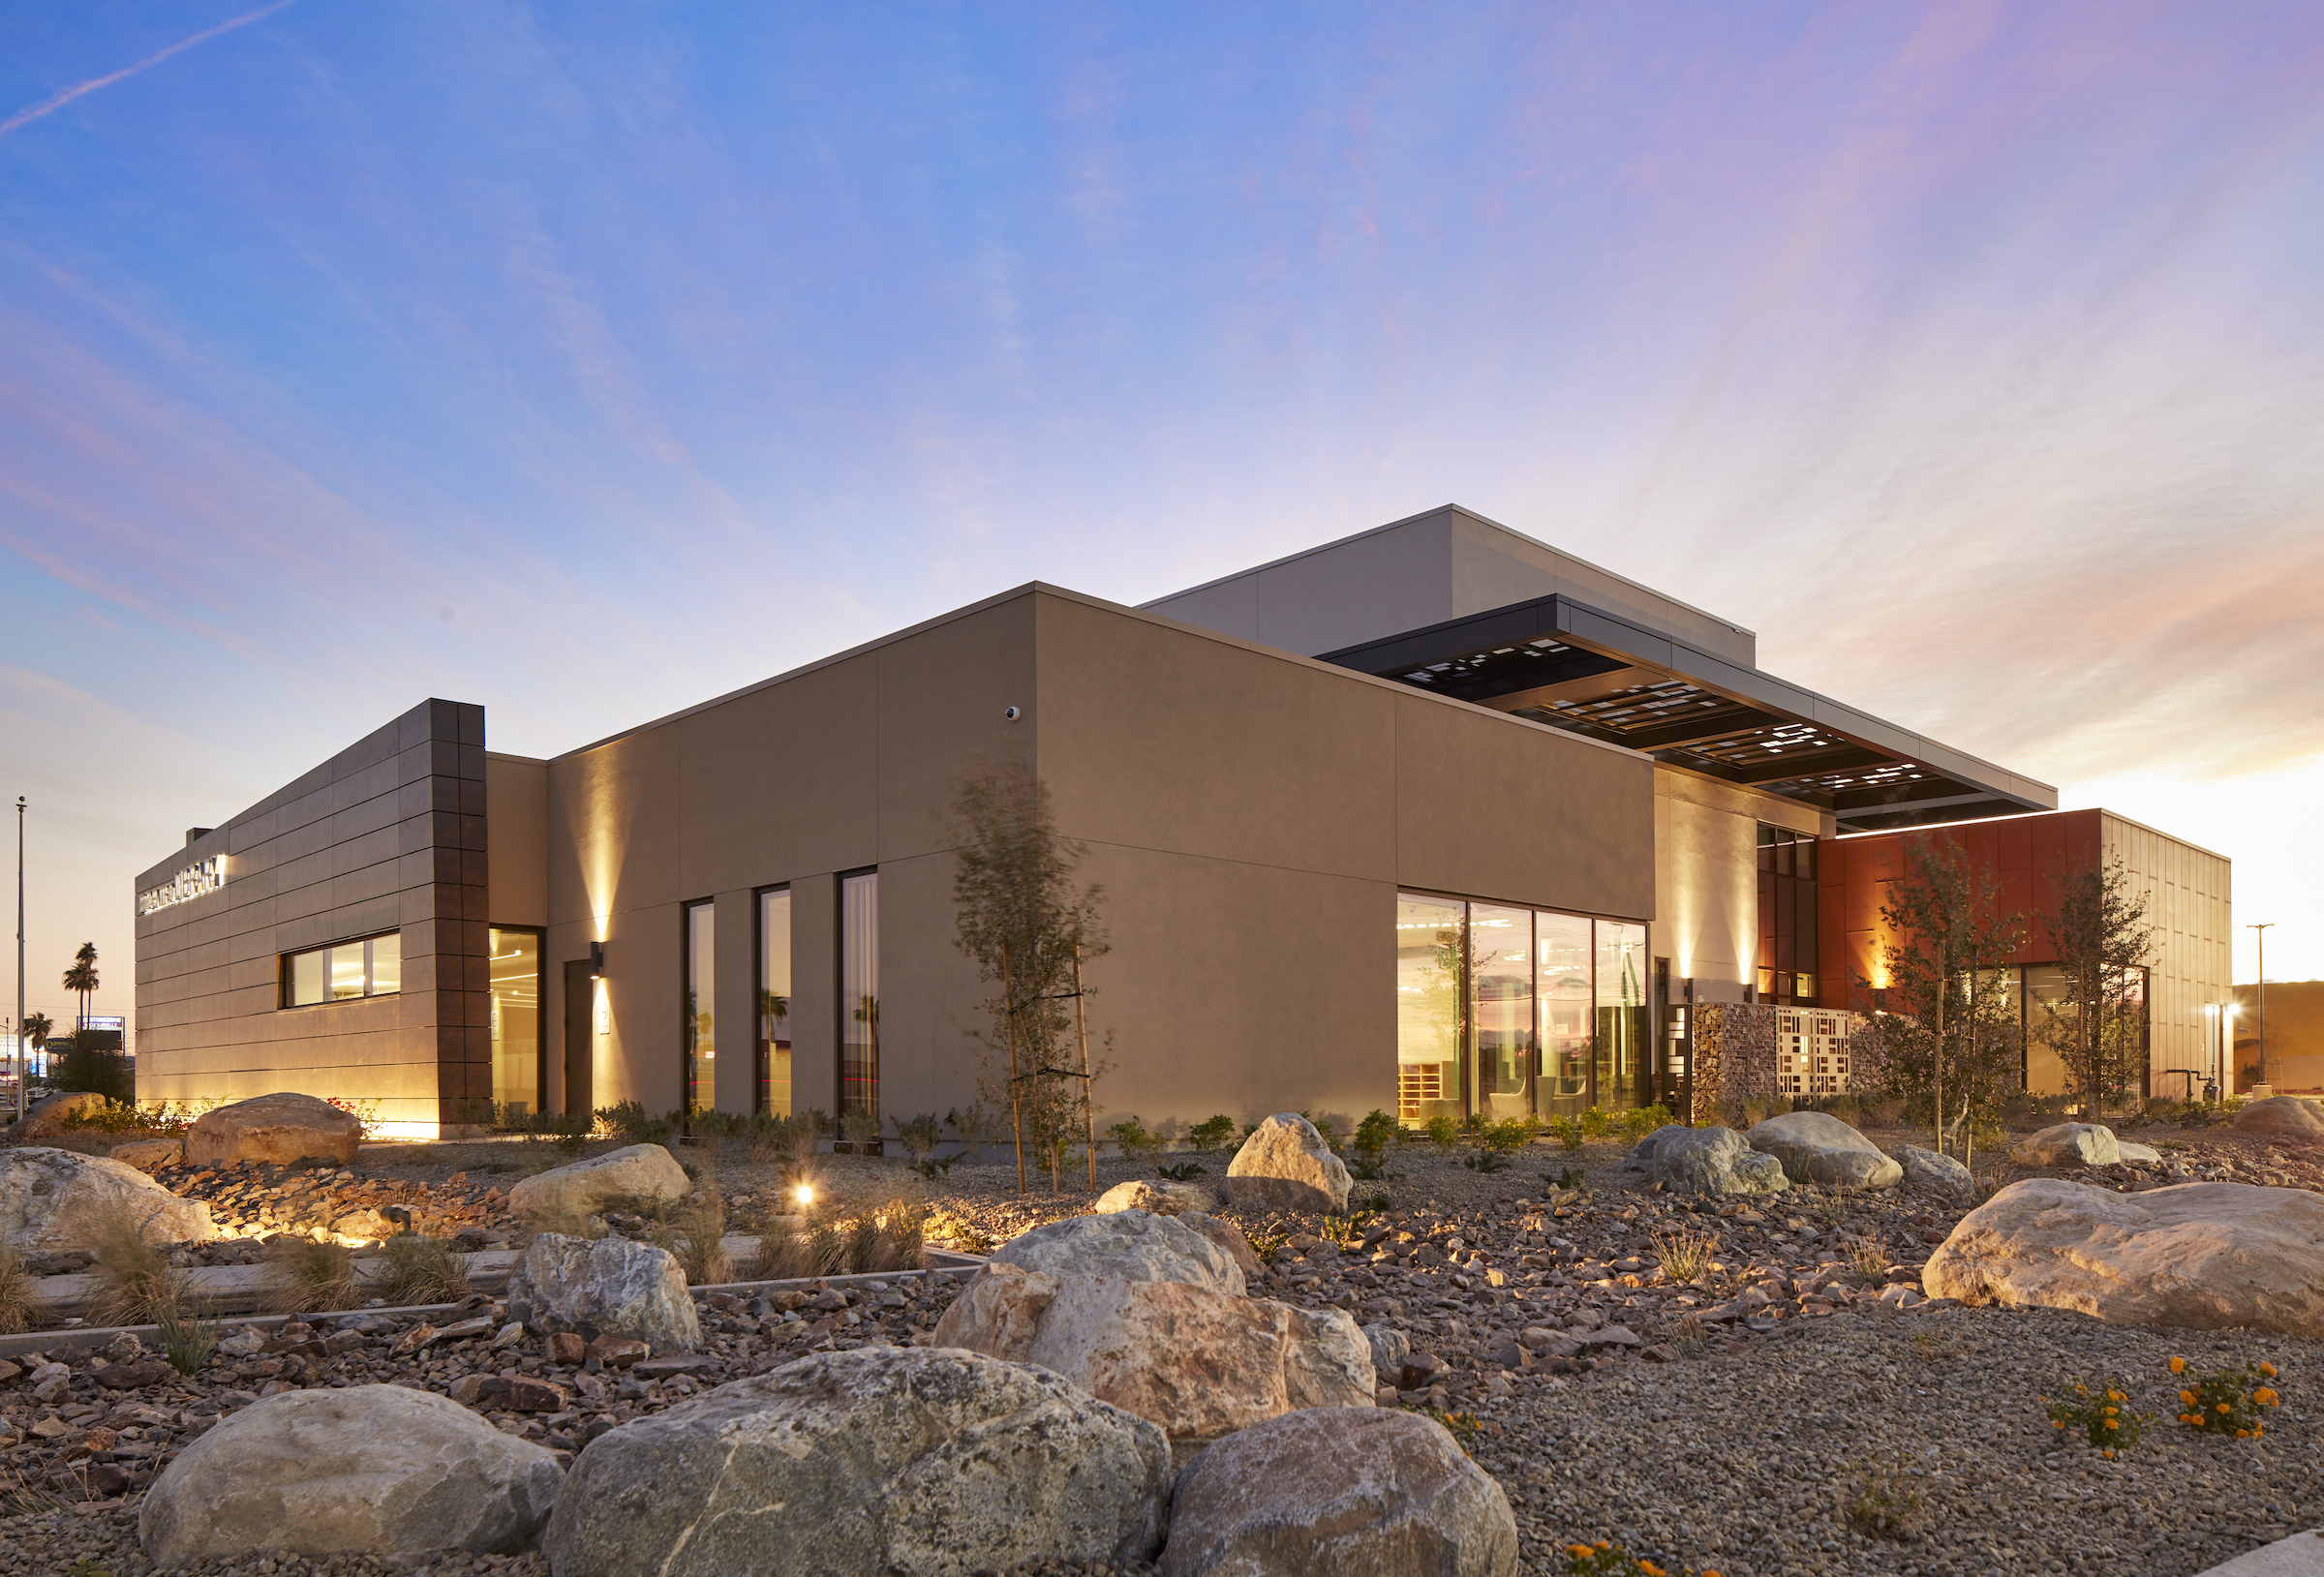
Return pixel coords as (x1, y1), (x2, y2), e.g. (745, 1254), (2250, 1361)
(154, 1300), (219, 1376)
(87, 1201), (189, 1327)
(2045, 1379), (2151, 1458)
(2171, 1356), (2281, 1438)
(373, 1233), (471, 1306)
(273, 1236), (357, 1315)
(1647, 1224), (1721, 1287)
(0, 1243), (32, 1336)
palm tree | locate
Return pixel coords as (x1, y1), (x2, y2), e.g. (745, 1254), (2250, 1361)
(20, 1013), (51, 1050)
(62, 942), (99, 1029)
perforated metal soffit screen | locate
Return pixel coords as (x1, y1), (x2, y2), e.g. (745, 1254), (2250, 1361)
(1321, 600), (2039, 833)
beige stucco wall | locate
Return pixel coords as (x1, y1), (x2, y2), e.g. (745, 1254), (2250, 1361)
(485, 754), (548, 928)
(536, 585), (1656, 1137)
(1651, 769), (1824, 1007)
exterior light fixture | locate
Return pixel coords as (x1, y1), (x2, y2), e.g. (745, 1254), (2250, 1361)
(590, 941), (606, 978)
(793, 1184), (814, 1206)
(1003, 706), (1022, 721)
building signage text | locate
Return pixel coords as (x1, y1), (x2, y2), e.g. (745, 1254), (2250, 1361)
(138, 855), (226, 916)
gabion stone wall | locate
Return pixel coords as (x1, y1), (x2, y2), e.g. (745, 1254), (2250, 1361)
(1692, 1002), (1778, 1122)
(1693, 1002), (1870, 1123)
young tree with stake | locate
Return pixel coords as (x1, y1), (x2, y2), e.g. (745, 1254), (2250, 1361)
(950, 767), (1109, 1195)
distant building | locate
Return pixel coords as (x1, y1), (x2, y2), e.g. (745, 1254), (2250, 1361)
(2234, 979), (2324, 1094)
(134, 504), (2230, 1137)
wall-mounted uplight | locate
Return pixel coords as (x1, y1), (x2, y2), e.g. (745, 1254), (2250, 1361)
(590, 940), (606, 979)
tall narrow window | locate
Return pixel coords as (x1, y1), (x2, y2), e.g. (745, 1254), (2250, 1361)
(1756, 825), (1819, 1004)
(757, 887), (792, 1117)
(1471, 905), (1535, 1119)
(1395, 895), (1465, 1122)
(487, 927), (541, 1119)
(1535, 911), (1593, 1116)
(685, 899), (715, 1115)
(840, 872), (878, 1119)
(1597, 920), (1650, 1109)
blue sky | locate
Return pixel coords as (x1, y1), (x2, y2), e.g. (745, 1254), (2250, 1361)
(4, 0), (2321, 1028)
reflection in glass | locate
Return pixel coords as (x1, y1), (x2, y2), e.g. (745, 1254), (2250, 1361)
(329, 942), (367, 1000)
(1471, 905), (1535, 1118)
(369, 933), (401, 995)
(1396, 895), (1465, 1122)
(686, 900), (715, 1114)
(487, 927), (539, 1118)
(290, 949), (326, 1007)
(1536, 912), (1593, 1116)
(757, 888), (792, 1117)
(1597, 920), (1650, 1109)
(841, 873), (879, 1119)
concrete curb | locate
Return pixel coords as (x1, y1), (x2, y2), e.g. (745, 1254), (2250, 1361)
(2189, 1529), (2324, 1577)
(1, 1253), (986, 1357)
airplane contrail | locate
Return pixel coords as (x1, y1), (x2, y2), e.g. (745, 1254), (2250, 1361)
(0, 0), (304, 139)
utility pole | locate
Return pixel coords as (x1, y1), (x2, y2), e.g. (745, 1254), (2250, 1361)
(15, 797), (24, 1124)
(2247, 923), (2274, 1091)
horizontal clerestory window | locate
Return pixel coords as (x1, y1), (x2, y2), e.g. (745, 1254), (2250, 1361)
(281, 931), (402, 1007)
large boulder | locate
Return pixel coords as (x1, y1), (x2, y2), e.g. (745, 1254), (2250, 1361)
(2232, 1096), (2324, 1139)
(1163, 1407), (1518, 1577)
(1748, 1111), (1903, 1189)
(1094, 1177), (1221, 1217)
(1892, 1144), (1973, 1194)
(505, 1232), (700, 1352)
(1619, 1125), (1789, 1197)
(933, 1259), (1373, 1441)
(993, 1208), (1244, 1296)
(108, 1137), (184, 1173)
(1225, 1114), (1353, 1215)
(507, 1142), (690, 1222)
(1178, 1212), (1266, 1282)
(8, 1090), (108, 1139)
(139, 1383), (562, 1562)
(185, 1092), (362, 1168)
(1922, 1178), (2324, 1337)
(542, 1347), (1170, 1576)
(0, 1147), (214, 1252)
(2009, 1122), (2121, 1168)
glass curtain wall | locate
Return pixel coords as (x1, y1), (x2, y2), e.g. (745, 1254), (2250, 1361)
(1597, 921), (1650, 1109)
(487, 927), (541, 1118)
(1399, 895), (1651, 1118)
(1537, 913), (1593, 1116)
(841, 872), (879, 1119)
(1396, 895), (1466, 1122)
(757, 888), (792, 1116)
(685, 899), (715, 1115)
(1471, 905), (1536, 1118)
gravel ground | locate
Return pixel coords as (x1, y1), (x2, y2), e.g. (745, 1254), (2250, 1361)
(1484, 1306), (2316, 1577)
(2, 1114), (2313, 1575)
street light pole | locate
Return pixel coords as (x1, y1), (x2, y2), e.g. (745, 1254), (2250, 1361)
(15, 797), (24, 1124)
(2246, 923), (2274, 1092)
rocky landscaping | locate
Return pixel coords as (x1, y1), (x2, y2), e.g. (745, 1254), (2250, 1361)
(0, 1097), (2312, 1575)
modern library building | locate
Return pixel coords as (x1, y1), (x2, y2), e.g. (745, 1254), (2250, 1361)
(133, 506), (2232, 1138)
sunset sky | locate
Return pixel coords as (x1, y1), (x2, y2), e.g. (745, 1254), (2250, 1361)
(4, 0), (2320, 1035)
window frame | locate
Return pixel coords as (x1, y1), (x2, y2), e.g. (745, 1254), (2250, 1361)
(487, 924), (547, 1120)
(278, 930), (404, 1009)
